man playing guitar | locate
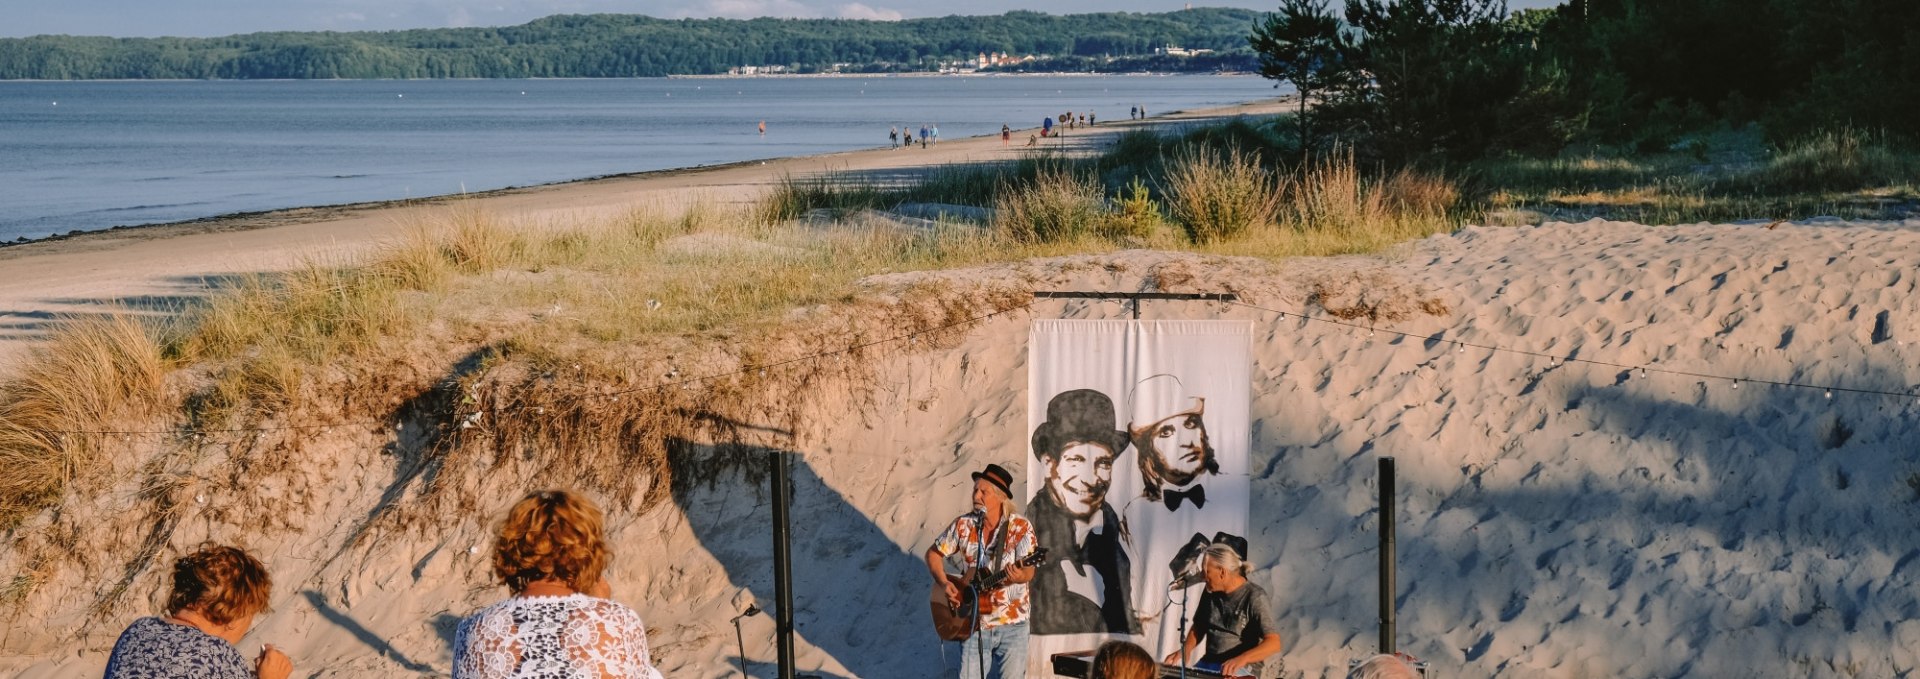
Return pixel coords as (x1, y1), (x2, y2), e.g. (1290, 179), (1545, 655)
(926, 464), (1040, 679)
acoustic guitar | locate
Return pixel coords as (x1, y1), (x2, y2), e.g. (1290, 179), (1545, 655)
(928, 547), (1049, 641)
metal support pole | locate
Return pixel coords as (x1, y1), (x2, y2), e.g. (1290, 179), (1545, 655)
(1379, 456), (1397, 655)
(771, 450), (797, 679)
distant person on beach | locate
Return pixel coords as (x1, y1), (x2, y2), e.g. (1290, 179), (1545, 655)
(453, 490), (663, 679)
(1089, 112), (1096, 126)
(1042, 117), (1053, 137)
(1028, 134), (1038, 147)
(891, 126), (900, 148)
(932, 124), (941, 144)
(1089, 640), (1157, 679)
(102, 544), (293, 679)
(926, 464), (1038, 679)
(1164, 536), (1281, 678)
(1002, 124), (1011, 146)
(1131, 105), (1139, 120)
(1348, 654), (1421, 679)
(1029, 389), (1139, 636)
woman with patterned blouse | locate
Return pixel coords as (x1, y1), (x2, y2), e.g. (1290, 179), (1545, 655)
(102, 544), (293, 679)
(453, 490), (664, 679)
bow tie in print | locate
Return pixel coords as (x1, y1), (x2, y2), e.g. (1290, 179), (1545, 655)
(1163, 485), (1206, 511)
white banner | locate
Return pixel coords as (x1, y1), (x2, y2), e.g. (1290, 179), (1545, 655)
(1024, 319), (1252, 675)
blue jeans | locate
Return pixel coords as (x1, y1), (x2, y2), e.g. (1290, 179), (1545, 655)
(942, 621), (1028, 679)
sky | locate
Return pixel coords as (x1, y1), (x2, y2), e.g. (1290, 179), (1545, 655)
(2, 0), (1567, 39)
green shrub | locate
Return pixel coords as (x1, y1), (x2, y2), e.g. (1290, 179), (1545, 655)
(991, 167), (1112, 243)
(1740, 129), (1912, 193)
(1162, 145), (1278, 243)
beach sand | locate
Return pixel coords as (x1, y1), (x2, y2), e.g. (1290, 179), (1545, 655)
(5, 98), (1920, 678)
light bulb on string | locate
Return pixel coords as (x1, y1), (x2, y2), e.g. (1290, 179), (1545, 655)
(1732, 379), (1740, 389)
(1825, 390), (1833, 399)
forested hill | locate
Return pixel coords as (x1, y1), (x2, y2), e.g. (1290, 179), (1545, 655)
(0, 9), (1260, 80)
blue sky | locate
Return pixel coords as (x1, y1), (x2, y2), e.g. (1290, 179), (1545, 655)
(4, 0), (1566, 38)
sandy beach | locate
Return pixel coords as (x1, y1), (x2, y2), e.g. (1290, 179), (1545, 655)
(5, 92), (1920, 678)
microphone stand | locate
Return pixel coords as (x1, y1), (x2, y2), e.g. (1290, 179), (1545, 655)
(731, 605), (761, 678)
(1176, 583), (1190, 679)
(973, 511), (989, 679)
(972, 579), (987, 679)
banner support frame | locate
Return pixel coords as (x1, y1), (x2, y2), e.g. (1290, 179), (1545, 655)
(1032, 291), (1240, 320)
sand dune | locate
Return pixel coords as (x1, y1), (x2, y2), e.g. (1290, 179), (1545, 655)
(6, 217), (1920, 677)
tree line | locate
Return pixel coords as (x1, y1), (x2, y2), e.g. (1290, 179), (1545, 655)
(0, 9), (1257, 80)
(1251, 0), (1920, 161)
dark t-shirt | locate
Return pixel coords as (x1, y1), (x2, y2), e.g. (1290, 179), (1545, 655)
(103, 617), (251, 679)
(1195, 582), (1279, 671)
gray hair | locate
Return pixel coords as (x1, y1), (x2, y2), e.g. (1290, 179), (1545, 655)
(1347, 655), (1420, 679)
(1203, 543), (1249, 577)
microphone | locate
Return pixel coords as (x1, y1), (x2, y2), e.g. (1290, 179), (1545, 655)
(1168, 572), (1202, 590)
(965, 507), (986, 521)
(731, 604), (762, 622)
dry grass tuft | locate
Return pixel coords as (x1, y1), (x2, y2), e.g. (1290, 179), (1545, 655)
(1233, 152), (1461, 257)
(0, 315), (168, 527)
(991, 167), (1114, 243)
(1162, 145), (1278, 243)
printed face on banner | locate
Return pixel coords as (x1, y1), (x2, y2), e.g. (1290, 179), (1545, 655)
(1026, 320), (1252, 674)
(1139, 412), (1212, 483)
(1046, 441), (1116, 519)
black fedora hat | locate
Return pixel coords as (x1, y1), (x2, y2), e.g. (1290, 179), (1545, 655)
(1031, 389), (1130, 460)
(971, 463), (1015, 498)
(1211, 531), (1249, 561)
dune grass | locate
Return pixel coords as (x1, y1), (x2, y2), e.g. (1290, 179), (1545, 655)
(0, 315), (168, 523)
(1472, 126), (1920, 224)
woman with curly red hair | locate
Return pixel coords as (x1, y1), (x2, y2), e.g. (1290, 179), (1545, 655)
(103, 543), (292, 679)
(453, 489), (663, 679)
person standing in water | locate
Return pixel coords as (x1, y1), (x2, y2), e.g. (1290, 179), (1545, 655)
(758, 120), (766, 136)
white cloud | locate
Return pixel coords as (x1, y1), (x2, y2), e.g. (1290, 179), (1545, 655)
(835, 3), (902, 20)
(677, 0), (821, 19)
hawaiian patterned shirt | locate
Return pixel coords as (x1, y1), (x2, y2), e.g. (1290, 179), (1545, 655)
(932, 512), (1038, 629)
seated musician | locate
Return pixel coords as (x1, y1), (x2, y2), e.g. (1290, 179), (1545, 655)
(926, 463), (1038, 679)
(1163, 535), (1282, 677)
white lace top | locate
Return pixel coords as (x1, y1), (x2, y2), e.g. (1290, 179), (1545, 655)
(452, 594), (665, 679)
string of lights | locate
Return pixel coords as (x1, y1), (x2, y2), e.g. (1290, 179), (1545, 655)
(1220, 299), (1920, 402)
(24, 288), (1918, 439)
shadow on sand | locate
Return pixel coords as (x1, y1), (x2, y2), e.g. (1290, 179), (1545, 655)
(669, 434), (943, 679)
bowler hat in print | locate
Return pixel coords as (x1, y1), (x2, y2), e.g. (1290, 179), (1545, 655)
(1031, 389), (1130, 460)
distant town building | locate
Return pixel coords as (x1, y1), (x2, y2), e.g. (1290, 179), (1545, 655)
(1157, 45), (1215, 57)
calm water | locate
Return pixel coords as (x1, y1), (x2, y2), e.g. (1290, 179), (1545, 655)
(0, 76), (1284, 242)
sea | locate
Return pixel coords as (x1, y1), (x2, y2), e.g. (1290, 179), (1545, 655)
(0, 75), (1286, 242)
